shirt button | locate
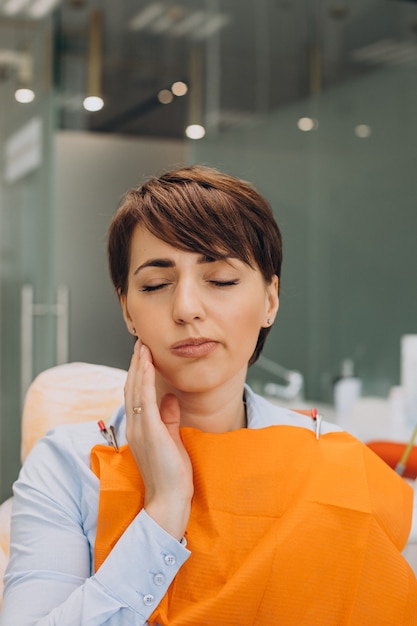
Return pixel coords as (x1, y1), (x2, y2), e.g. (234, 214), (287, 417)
(143, 593), (155, 606)
(153, 573), (165, 586)
(164, 554), (176, 566)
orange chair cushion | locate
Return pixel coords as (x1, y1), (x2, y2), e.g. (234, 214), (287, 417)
(367, 441), (417, 479)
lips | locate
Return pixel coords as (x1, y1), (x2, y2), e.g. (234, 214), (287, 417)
(170, 337), (219, 358)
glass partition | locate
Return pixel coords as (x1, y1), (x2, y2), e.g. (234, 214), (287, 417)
(0, 17), (57, 500)
(190, 0), (417, 401)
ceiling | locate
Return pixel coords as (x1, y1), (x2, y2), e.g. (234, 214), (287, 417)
(1, 0), (417, 139)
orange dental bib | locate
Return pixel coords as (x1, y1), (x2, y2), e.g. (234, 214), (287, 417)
(91, 426), (417, 625)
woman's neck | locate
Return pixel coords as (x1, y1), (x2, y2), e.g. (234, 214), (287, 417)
(155, 375), (247, 433)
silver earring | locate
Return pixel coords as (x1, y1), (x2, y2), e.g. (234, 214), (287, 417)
(267, 319), (272, 326)
(131, 327), (136, 335)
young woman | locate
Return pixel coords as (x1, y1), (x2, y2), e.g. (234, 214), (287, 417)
(1, 166), (416, 625)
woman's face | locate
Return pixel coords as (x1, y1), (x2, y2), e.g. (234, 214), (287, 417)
(120, 226), (279, 396)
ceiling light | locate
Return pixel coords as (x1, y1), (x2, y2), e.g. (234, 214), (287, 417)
(129, 3), (164, 31)
(28, 0), (61, 18)
(158, 89), (173, 104)
(150, 13), (174, 34)
(185, 124), (205, 140)
(15, 87), (35, 103)
(128, 5), (230, 40)
(350, 39), (417, 66)
(297, 117), (318, 131)
(354, 124), (371, 138)
(84, 10), (104, 112)
(83, 95), (104, 112)
(192, 14), (230, 40)
(171, 11), (206, 37)
(171, 81), (188, 96)
(3, 0), (30, 15)
(12, 51), (35, 104)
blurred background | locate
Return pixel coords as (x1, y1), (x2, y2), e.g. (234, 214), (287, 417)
(1, 0), (417, 499)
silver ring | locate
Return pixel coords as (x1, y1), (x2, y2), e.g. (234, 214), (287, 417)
(133, 406), (142, 415)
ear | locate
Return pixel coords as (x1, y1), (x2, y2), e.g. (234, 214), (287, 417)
(262, 275), (279, 328)
(119, 292), (136, 335)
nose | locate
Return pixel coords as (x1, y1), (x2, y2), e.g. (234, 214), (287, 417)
(172, 279), (206, 324)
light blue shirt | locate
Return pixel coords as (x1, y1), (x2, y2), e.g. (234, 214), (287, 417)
(0, 388), (341, 625)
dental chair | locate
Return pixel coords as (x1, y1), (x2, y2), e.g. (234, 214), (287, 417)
(0, 362), (127, 606)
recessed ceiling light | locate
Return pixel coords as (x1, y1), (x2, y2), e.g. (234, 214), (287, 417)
(83, 95), (104, 112)
(158, 89), (173, 104)
(354, 124), (371, 138)
(185, 124), (205, 140)
(171, 81), (188, 97)
(297, 117), (318, 131)
(15, 88), (35, 103)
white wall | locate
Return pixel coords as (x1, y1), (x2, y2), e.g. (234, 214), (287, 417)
(55, 131), (187, 370)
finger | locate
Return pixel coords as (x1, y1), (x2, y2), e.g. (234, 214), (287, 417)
(140, 347), (158, 413)
(159, 394), (181, 443)
(127, 345), (157, 428)
(125, 339), (142, 396)
(125, 340), (148, 435)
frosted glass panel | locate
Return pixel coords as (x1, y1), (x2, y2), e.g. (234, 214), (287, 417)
(190, 62), (417, 402)
(0, 20), (56, 500)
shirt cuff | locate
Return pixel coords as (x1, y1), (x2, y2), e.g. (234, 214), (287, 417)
(94, 508), (191, 618)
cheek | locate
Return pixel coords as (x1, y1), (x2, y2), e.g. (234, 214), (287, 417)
(129, 305), (169, 353)
(125, 294), (147, 336)
(229, 300), (265, 338)
(132, 314), (156, 342)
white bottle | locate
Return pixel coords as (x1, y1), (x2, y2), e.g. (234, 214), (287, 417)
(333, 359), (362, 430)
(388, 386), (408, 441)
(401, 335), (417, 428)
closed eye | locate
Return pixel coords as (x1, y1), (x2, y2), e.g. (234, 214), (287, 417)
(139, 283), (170, 292)
(210, 280), (240, 287)
(139, 279), (240, 292)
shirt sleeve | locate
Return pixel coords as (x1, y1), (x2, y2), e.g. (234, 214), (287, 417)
(0, 429), (190, 625)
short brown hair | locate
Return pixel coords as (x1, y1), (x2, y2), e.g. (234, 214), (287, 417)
(108, 165), (282, 365)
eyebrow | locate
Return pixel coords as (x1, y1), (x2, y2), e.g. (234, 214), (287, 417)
(133, 254), (221, 275)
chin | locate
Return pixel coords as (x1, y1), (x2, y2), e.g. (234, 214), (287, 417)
(155, 364), (215, 392)
(159, 363), (247, 396)
(166, 377), (220, 395)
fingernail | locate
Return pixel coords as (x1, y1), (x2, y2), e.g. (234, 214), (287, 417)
(134, 340), (140, 353)
(140, 344), (145, 357)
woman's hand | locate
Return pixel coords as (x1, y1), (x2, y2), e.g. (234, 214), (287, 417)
(124, 341), (194, 541)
